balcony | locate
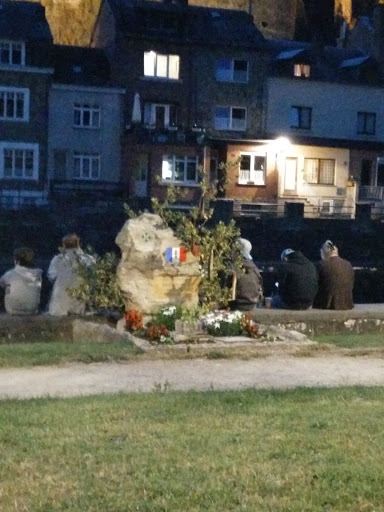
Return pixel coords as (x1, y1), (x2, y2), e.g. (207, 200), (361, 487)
(358, 185), (384, 202)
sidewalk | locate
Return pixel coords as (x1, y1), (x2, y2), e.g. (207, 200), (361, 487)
(2, 354), (384, 399)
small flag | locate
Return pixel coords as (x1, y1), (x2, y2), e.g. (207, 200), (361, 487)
(165, 247), (187, 263)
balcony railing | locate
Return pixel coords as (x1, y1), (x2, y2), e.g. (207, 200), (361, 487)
(358, 185), (384, 201)
(233, 201), (355, 219)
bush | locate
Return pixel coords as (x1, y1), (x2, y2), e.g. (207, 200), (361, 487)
(70, 251), (125, 314)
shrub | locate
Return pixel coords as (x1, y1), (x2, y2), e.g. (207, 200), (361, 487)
(70, 251), (125, 314)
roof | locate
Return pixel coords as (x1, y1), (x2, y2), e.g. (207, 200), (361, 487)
(53, 45), (112, 87)
(275, 48), (305, 60)
(0, 0), (52, 41)
(340, 55), (370, 68)
(267, 38), (376, 82)
(106, 0), (265, 48)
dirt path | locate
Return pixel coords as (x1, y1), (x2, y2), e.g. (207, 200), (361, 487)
(1, 354), (384, 399)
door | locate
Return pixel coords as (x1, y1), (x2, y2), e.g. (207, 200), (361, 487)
(135, 153), (148, 198)
(376, 157), (384, 187)
(284, 157), (297, 195)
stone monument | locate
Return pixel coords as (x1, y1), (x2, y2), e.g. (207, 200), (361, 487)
(115, 213), (200, 315)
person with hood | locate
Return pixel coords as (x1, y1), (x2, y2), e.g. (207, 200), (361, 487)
(272, 248), (318, 310)
(0, 247), (42, 315)
(47, 233), (95, 316)
(314, 240), (354, 310)
(230, 237), (263, 311)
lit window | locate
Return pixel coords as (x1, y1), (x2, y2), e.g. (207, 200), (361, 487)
(162, 155), (199, 184)
(294, 63), (310, 77)
(0, 87), (29, 121)
(0, 40), (24, 66)
(144, 103), (177, 129)
(290, 106), (312, 130)
(239, 153), (266, 185)
(1, 143), (38, 180)
(357, 111), (376, 135)
(144, 51), (180, 80)
(73, 152), (100, 180)
(74, 103), (100, 128)
(304, 158), (335, 185)
(214, 106), (246, 131)
(216, 58), (248, 83)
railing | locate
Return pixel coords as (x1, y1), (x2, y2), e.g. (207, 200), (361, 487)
(233, 201), (355, 219)
(358, 185), (384, 201)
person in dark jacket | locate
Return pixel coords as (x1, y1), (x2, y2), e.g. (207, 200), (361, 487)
(230, 238), (263, 311)
(314, 240), (354, 310)
(272, 248), (318, 310)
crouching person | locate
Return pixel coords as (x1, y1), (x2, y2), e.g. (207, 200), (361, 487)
(0, 247), (42, 315)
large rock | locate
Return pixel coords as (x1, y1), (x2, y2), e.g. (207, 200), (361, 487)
(115, 213), (200, 315)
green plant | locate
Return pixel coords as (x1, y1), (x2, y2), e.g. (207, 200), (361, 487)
(151, 161), (242, 308)
(70, 250), (125, 313)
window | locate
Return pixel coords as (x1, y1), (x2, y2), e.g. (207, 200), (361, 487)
(214, 107), (246, 131)
(0, 87), (29, 121)
(239, 153), (266, 185)
(162, 155), (199, 184)
(0, 143), (38, 180)
(216, 58), (248, 83)
(357, 111), (376, 135)
(73, 152), (100, 180)
(144, 51), (180, 80)
(290, 106), (312, 129)
(0, 40), (24, 66)
(74, 103), (100, 128)
(144, 103), (177, 129)
(294, 63), (310, 77)
(304, 158), (335, 185)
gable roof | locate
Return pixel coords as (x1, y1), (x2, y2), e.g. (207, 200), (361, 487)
(0, 0), (52, 41)
(105, 0), (265, 48)
(53, 45), (112, 86)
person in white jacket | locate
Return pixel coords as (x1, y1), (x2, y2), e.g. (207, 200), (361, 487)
(47, 234), (95, 316)
(0, 247), (42, 315)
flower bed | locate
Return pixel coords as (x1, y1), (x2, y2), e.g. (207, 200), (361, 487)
(124, 306), (272, 345)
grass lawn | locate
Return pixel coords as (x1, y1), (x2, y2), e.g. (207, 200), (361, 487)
(0, 332), (384, 368)
(2, 387), (384, 511)
(314, 333), (384, 349)
(0, 340), (141, 368)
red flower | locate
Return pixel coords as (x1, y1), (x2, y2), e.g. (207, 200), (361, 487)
(125, 309), (143, 331)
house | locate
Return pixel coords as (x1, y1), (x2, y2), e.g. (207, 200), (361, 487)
(48, 45), (126, 204)
(0, 0), (53, 208)
(90, 0), (267, 207)
(262, 39), (384, 219)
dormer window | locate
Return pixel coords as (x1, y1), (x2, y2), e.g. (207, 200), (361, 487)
(294, 63), (310, 78)
(0, 41), (25, 66)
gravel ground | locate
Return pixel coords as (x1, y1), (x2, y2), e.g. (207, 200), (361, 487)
(1, 354), (384, 399)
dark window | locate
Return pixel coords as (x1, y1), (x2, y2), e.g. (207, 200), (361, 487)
(290, 106), (312, 129)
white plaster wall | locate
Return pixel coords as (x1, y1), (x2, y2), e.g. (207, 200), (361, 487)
(267, 77), (384, 142)
(48, 87), (123, 182)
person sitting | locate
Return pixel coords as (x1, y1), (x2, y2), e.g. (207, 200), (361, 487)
(230, 238), (263, 311)
(314, 240), (354, 310)
(271, 248), (318, 310)
(0, 247), (42, 315)
(47, 233), (95, 316)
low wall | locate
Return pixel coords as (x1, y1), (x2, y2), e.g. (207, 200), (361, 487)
(251, 304), (384, 336)
(1, 305), (384, 343)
